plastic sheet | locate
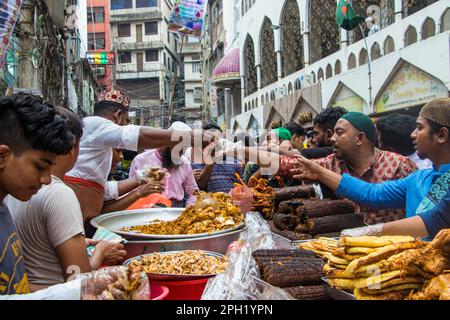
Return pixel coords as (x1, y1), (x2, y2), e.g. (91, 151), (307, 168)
(79, 266), (150, 300)
(202, 212), (294, 300)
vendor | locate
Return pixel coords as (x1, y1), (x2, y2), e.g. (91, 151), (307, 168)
(65, 90), (211, 230)
(294, 98), (450, 233)
(128, 122), (199, 208)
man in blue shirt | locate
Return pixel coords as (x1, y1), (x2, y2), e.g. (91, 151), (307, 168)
(293, 98), (450, 234)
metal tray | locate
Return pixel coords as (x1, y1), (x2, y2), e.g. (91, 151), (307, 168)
(123, 250), (226, 281)
(90, 208), (245, 240)
(322, 277), (356, 300)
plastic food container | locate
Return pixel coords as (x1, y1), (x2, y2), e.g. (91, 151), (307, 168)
(150, 284), (170, 300)
(150, 278), (210, 300)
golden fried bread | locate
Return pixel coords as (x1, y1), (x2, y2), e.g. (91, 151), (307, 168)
(339, 236), (415, 248)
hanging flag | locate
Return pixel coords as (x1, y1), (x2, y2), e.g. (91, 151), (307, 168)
(168, 0), (207, 38)
(336, 0), (364, 31)
(0, 0), (23, 70)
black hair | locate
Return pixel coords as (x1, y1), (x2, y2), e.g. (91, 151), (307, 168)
(376, 113), (416, 156)
(313, 106), (348, 132)
(284, 121), (305, 137)
(170, 114), (187, 125)
(427, 118), (450, 142)
(0, 94), (75, 155)
(306, 130), (315, 138)
(94, 101), (127, 116)
(55, 107), (84, 140)
(203, 122), (222, 132)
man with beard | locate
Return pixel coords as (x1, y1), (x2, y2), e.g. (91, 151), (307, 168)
(292, 112), (417, 224)
(128, 122), (199, 207)
(294, 98), (450, 232)
(301, 107), (348, 159)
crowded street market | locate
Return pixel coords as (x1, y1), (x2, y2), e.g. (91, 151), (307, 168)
(0, 0), (449, 303)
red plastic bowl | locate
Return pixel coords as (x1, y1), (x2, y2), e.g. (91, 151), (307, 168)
(150, 284), (170, 300)
(150, 278), (210, 300)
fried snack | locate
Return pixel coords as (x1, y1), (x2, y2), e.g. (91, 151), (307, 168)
(362, 283), (422, 295)
(346, 242), (420, 274)
(346, 247), (379, 255)
(326, 278), (356, 291)
(139, 167), (166, 182)
(353, 270), (405, 289)
(99, 266), (145, 300)
(354, 288), (412, 300)
(248, 176), (275, 219)
(324, 253), (351, 266)
(129, 250), (228, 276)
(407, 274), (450, 300)
(297, 238), (338, 258)
(123, 192), (244, 235)
(339, 236), (415, 248)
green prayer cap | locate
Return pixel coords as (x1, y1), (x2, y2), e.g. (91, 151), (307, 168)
(341, 112), (377, 145)
(273, 128), (293, 141)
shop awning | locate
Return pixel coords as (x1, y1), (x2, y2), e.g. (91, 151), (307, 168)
(212, 48), (240, 88)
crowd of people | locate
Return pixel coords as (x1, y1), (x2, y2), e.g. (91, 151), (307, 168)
(0, 89), (448, 299)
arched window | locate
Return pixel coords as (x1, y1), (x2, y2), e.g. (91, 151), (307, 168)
(359, 48), (368, 66)
(335, 60), (342, 75)
(384, 36), (395, 55)
(317, 68), (324, 81)
(288, 82), (293, 95)
(421, 17), (436, 40)
(295, 78), (301, 90)
(261, 95), (265, 105)
(256, 98), (259, 108)
(244, 35), (257, 96)
(244, 103), (247, 112)
(280, 0), (303, 77)
(309, 0), (340, 64)
(325, 64), (333, 79)
(348, 53), (356, 70)
(403, 0), (439, 18)
(404, 25), (418, 47)
(270, 90), (276, 101)
(371, 42), (381, 60)
(441, 8), (450, 33)
(310, 72), (316, 83)
(265, 93), (269, 103)
(252, 100), (255, 109)
(260, 17), (278, 87)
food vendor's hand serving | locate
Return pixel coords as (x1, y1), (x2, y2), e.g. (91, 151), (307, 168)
(291, 156), (321, 181)
(135, 181), (165, 197)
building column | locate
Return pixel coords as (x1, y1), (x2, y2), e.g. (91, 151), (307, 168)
(18, 0), (37, 90)
(225, 89), (232, 129)
(256, 64), (262, 89)
(395, 0), (403, 22)
(274, 29), (282, 80)
(302, 32), (310, 67)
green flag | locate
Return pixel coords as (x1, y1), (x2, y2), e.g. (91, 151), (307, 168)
(336, 0), (365, 31)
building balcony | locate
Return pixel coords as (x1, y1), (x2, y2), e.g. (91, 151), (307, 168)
(113, 40), (165, 51)
(110, 10), (163, 23)
(115, 62), (173, 80)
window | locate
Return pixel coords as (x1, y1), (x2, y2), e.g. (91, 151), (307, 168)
(111, 0), (132, 10)
(88, 33), (105, 50)
(194, 87), (202, 103)
(163, 53), (166, 67)
(145, 22), (158, 35)
(172, 61), (176, 73)
(119, 51), (132, 64)
(145, 49), (158, 62)
(95, 66), (106, 77)
(136, 0), (157, 8)
(192, 54), (200, 61)
(192, 62), (200, 73)
(87, 7), (105, 23)
(118, 24), (131, 37)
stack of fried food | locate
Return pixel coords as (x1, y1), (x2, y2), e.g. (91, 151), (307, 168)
(123, 192), (244, 235)
(297, 237), (339, 258)
(253, 249), (330, 300)
(248, 176), (275, 219)
(303, 230), (450, 300)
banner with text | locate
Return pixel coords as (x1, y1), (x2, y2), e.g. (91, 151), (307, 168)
(168, 0), (207, 38)
(0, 0), (22, 70)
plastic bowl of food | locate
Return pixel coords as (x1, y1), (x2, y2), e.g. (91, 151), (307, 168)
(150, 284), (170, 300)
(150, 278), (210, 300)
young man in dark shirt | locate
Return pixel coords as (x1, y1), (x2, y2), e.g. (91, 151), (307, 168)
(0, 95), (75, 295)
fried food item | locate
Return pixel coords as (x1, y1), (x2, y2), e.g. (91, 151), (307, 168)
(324, 253), (351, 266)
(407, 274), (450, 300)
(326, 278), (356, 291)
(249, 177), (275, 219)
(129, 250), (228, 276)
(123, 192), (244, 235)
(346, 247), (379, 255)
(99, 266), (145, 300)
(354, 288), (412, 300)
(297, 238), (338, 258)
(346, 242), (421, 274)
(339, 236), (415, 248)
(362, 283), (422, 295)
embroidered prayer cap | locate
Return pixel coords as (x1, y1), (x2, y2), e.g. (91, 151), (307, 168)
(419, 98), (450, 127)
(97, 89), (131, 110)
(169, 121), (192, 131)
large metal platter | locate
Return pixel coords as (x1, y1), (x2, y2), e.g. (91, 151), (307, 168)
(90, 208), (245, 240)
(123, 250), (227, 281)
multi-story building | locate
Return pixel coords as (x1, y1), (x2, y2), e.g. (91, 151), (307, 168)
(202, 0), (242, 130)
(180, 38), (203, 128)
(87, 0), (112, 90)
(232, 0), (450, 136)
(110, 0), (181, 128)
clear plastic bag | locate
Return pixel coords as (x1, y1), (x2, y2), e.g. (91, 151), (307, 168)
(78, 266), (150, 300)
(202, 212), (294, 300)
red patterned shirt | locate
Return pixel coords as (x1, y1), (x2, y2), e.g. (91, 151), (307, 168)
(314, 149), (417, 224)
